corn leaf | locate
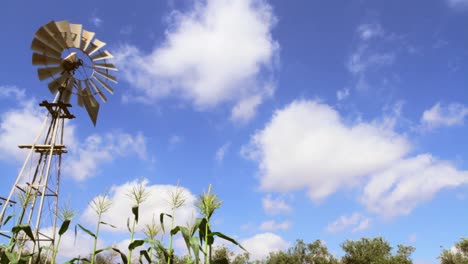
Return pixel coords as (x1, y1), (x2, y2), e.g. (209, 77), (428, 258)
(59, 219), (71, 236)
(191, 236), (202, 264)
(171, 225), (192, 254)
(139, 249), (151, 263)
(159, 213), (172, 232)
(132, 205), (139, 223)
(100, 221), (117, 228)
(112, 247), (128, 263)
(76, 224), (96, 238)
(2, 214), (14, 226)
(129, 239), (145, 250)
(209, 232), (246, 251)
(64, 257), (90, 264)
(12, 224), (34, 241)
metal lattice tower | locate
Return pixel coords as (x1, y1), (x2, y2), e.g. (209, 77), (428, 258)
(0, 20), (117, 259)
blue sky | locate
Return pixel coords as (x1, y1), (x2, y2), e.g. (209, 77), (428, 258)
(1, 0), (468, 263)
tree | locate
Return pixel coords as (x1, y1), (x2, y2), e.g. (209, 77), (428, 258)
(341, 237), (414, 264)
(439, 238), (468, 264)
(267, 239), (338, 264)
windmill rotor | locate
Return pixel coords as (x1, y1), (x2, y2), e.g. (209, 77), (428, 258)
(31, 20), (117, 125)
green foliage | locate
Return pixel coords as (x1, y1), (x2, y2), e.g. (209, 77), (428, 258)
(341, 237), (414, 264)
(267, 239), (338, 264)
(439, 238), (468, 264)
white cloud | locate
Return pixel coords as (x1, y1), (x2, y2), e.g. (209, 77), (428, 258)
(362, 154), (468, 218)
(259, 220), (291, 231)
(326, 212), (371, 233)
(262, 195), (292, 215)
(81, 178), (197, 233)
(39, 226), (104, 261)
(90, 16), (103, 27)
(215, 142), (231, 162)
(357, 23), (384, 41)
(0, 85), (25, 100)
(239, 233), (289, 261)
(421, 102), (468, 129)
(64, 132), (147, 181)
(114, 0), (279, 122)
(336, 87), (350, 101)
(447, 0), (468, 8)
(0, 97), (76, 162)
(169, 134), (183, 150)
(244, 100), (468, 217)
(243, 100), (409, 201)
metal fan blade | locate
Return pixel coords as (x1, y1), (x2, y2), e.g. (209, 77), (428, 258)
(77, 80), (84, 107)
(86, 38), (106, 56)
(80, 30), (95, 51)
(69, 23), (82, 48)
(83, 85), (100, 126)
(31, 38), (62, 59)
(94, 68), (117, 83)
(93, 75), (114, 94)
(32, 53), (62, 66)
(54, 20), (73, 48)
(63, 52), (77, 63)
(38, 66), (64, 81)
(47, 74), (67, 94)
(89, 79), (107, 103)
(34, 27), (63, 53)
(61, 76), (74, 104)
(91, 50), (113, 61)
(44, 21), (69, 49)
(84, 81), (98, 108)
(93, 62), (117, 71)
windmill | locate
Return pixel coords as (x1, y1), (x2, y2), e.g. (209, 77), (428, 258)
(0, 20), (117, 259)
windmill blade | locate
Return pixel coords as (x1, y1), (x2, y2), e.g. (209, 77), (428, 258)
(47, 74), (68, 94)
(86, 38), (106, 56)
(69, 23), (82, 48)
(38, 66), (64, 81)
(93, 75), (114, 94)
(31, 38), (62, 59)
(80, 30), (95, 51)
(32, 53), (62, 66)
(63, 52), (77, 63)
(89, 79), (107, 103)
(91, 50), (113, 61)
(84, 81), (98, 107)
(94, 62), (117, 71)
(76, 80), (84, 107)
(94, 68), (117, 83)
(61, 76), (74, 104)
(83, 85), (100, 126)
(54, 20), (74, 48)
(34, 27), (63, 53)
(42, 21), (67, 50)
(44, 20), (69, 49)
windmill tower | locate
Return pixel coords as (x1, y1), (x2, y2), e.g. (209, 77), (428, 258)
(0, 20), (117, 258)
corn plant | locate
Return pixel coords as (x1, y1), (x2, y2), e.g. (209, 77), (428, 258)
(51, 199), (76, 264)
(69, 193), (113, 264)
(126, 181), (150, 264)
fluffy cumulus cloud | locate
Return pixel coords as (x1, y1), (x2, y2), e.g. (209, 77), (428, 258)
(326, 212), (371, 233)
(421, 102), (468, 129)
(362, 155), (468, 217)
(243, 100), (409, 201)
(81, 178), (197, 233)
(244, 100), (468, 217)
(239, 233), (289, 261)
(64, 132), (147, 181)
(262, 194), (292, 215)
(0, 90), (76, 162)
(115, 0), (279, 122)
